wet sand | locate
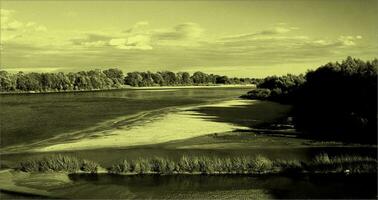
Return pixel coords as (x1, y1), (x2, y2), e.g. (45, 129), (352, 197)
(26, 99), (254, 152)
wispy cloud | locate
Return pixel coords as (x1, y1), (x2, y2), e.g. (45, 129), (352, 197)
(1, 9), (47, 37)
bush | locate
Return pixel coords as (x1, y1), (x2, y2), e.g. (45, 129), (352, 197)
(309, 153), (378, 173)
(240, 88), (271, 100)
(131, 158), (151, 174)
(80, 160), (100, 173)
(241, 58), (378, 144)
(249, 155), (273, 173)
(18, 155), (99, 173)
(17, 154), (377, 175)
(274, 159), (303, 173)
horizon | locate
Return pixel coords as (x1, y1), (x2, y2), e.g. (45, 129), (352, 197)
(2, 56), (377, 79)
(1, 0), (378, 77)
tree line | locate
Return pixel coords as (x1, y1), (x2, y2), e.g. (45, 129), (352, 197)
(0, 69), (257, 92)
(124, 71), (256, 87)
(241, 57), (378, 143)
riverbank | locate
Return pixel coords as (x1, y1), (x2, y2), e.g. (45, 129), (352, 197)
(13, 153), (378, 175)
(0, 153), (376, 198)
(1, 99), (256, 154)
(2, 168), (376, 199)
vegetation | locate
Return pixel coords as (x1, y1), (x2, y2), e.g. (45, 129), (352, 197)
(16, 154), (377, 175)
(124, 71), (257, 87)
(0, 69), (258, 92)
(108, 154), (376, 175)
(18, 155), (100, 173)
(240, 74), (305, 103)
(241, 57), (378, 143)
(309, 153), (378, 173)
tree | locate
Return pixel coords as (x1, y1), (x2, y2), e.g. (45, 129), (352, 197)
(242, 57), (377, 143)
(103, 68), (124, 86)
(216, 76), (230, 84)
(125, 72), (143, 87)
(191, 71), (209, 85)
(0, 71), (16, 91)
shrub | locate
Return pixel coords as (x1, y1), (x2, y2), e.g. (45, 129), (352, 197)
(131, 158), (151, 174)
(240, 89), (271, 100)
(178, 156), (199, 173)
(274, 159), (303, 173)
(150, 157), (165, 173)
(18, 155), (99, 173)
(81, 160), (100, 173)
(250, 155), (273, 173)
(309, 153), (377, 173)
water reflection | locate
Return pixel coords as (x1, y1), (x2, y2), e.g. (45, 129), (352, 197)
(63, 174), (377, 199)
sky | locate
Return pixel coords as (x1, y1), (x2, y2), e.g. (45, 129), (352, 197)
(1, 0), (377, 77)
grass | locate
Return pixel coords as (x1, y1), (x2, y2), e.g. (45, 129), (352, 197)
(18, 155), (100, 173)
(17, 154), (377, 175)
(308, 153), (378, 173)
(108, 155), (277, 175)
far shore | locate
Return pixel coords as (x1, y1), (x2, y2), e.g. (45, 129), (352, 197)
(0, 84), (256, 95)
(129, 84), (256, 90)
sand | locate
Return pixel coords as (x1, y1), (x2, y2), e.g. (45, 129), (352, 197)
(31, 99), (254, 152)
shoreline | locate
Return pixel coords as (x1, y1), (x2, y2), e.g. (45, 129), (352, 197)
(0, 84), (255, 95)
(30, 99), (253, 153)
(1, 169), (376, 200)
(0, 98), (254, 154)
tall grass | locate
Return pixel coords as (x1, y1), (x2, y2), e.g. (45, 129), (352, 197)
(17, 154), (377, 175)
(18, 154), (100, 173)
(109, 155), (276, 175)
(308, 153), (378, 173)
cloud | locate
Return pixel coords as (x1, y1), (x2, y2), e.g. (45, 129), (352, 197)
(109, 22), (204, 49)
(304, 35), (363, 48)
(220, 25), (298, 41)
(337, 35), (362, 47)
(259, 27), (293, 35)
(70, 33), (113, 47)
(1, 9), (48, 46)
(124, 21), (150, 34)
(109, 35), (152, 50)
(2, 18), (374, 77)
(0, 9), (47, 32)
(154, 23), (204, 41)
(1, 9), (22, 31)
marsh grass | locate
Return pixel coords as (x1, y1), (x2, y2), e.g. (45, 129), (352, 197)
(18, 154), (100, 173)
(109, 155), (278, 175)
(308, 153), (378, 173)
(109, 154), (377, 175)
(17, 154), (377, 175)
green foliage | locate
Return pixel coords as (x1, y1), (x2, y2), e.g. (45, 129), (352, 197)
(81, 160), (101, 173)
(274, 159), (303, 173)
(240, 88), (271, 100)
(250, 155), (273, 173)
(295, 57), (377, 143)
(0, 69), (257, 92)
(241, 73), (305, 102)
(124, 71), (256, 87)
(18, 155), (99, 173)
(0, 71), (17, 91)
(309, 153), (378, 173)
(131, 158), (151, 174)
(17, 154), (377, 175)
(241, 57), (378, 143)
(109, 155), (276, 175)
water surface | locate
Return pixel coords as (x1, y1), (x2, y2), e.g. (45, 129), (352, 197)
(0, 87), (252, 148)
(50, 174), (378, 199)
